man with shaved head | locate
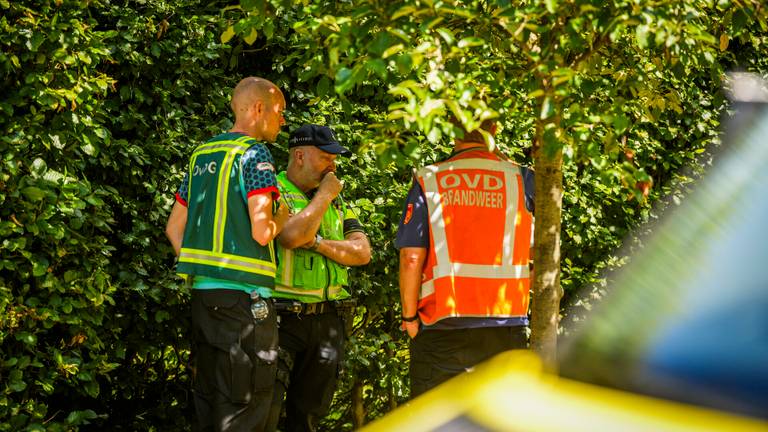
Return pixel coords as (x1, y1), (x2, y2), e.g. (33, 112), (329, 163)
(166, 76), (289, 431)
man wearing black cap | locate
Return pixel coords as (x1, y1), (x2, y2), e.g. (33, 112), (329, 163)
(265, 124), (371, 431)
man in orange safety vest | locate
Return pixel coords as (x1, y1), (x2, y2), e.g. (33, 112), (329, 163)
(395, 118), (535, 398)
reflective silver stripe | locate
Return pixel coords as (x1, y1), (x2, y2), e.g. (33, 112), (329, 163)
(187, 153), (198, 204)
(275, 284), (324, 297)
(418, 266), (528, 299)
(279, 248), (294, 285)
(436, 262), (529, 279)
(179, 250), (276, 273)
(188, 138), (251, 192)
(282, 193), (306, 200)
(502, 166), (518, 265)
(328, 285), (342, 298)
(273, 284), (343, 298)
(268, 241), (276, 268)
(418, 158), (524, 299)
(196, 140), (250, 153)
(213, 149), (238, 252)
(420, 166), (453, 279)
(281, 193), (306, 214)
(420, 279), (434, 299)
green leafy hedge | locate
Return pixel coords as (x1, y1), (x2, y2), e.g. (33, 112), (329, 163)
(1, 0), (234, 429)
(2, 0), (767, 430)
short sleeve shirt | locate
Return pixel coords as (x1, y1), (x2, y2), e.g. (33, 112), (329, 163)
(240, 142), (279, 200)
(175, 136), (279, 206)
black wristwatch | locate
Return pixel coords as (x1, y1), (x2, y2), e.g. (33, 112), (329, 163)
(401, 314), (419, 322)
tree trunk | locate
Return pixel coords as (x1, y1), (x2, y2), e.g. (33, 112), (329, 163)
(352, 380), (365, 429)
(530, 139), (564, 371)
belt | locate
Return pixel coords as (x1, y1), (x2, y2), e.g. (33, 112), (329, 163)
(273, 300), (337, 316)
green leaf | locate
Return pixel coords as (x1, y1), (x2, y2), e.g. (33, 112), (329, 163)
(84, 380), (100, 398)
(244, 28), (258, 45)
(21, 186), (46, 201)
(382, 44), (404, 59)
(81, 143), (96, 156)
(395, 54), (413, 74)
(367, 58), (387, 78)
(545, 0), (558, 14)
(37, 379), (55, 394)
(15, 331), (37, 346)
(66, 409), (99, 425)
(457, 37), (484, 48)
(391, 5), (416, 20)
(33, 256), (49, 276)
(155, 310), (170, 323)
(613, 114), (630, 134)
(316, 76), (330, 97)
(221, 26), (235, 44)
(636, 25), (649, 48)
(84, 194), (104, 206)
(8, 379), (27, 392)
(334, 67), (354, 94)
(31, 158), (48, 176)
(436, 27), (454, 45)
(732, 8), (748, 31)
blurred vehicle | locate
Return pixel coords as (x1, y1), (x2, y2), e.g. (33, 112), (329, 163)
(362, 76), (768, 431)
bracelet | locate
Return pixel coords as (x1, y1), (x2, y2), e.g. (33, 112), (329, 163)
(402, 314), (419, 322)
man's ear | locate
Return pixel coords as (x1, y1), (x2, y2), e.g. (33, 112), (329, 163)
(253, 100), (264, 116)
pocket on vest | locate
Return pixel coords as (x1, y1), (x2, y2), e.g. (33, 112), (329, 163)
(292, 252), (321, 287)
(330, 264), (348, 287)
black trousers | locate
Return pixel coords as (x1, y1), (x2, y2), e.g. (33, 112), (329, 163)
(409, 326), (527, 398)
(265, 311), (345, 432)
(190, 289), (278, 432)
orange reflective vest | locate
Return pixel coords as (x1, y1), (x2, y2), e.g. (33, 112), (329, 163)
(416, 149), (533, 325)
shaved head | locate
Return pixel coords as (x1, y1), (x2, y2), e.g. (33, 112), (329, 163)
(229, 76), (286, 141)
(231, 77), (285, 118)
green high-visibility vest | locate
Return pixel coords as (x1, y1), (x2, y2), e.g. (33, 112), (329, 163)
(176, 134), (277, 287)
(274, 172), (350, 302)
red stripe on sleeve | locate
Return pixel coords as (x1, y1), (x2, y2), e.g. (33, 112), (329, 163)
(247, 186), (280, 201)
(175, 192), (188, 207)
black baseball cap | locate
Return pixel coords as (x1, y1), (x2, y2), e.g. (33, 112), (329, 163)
(288, 124), (351, 156)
